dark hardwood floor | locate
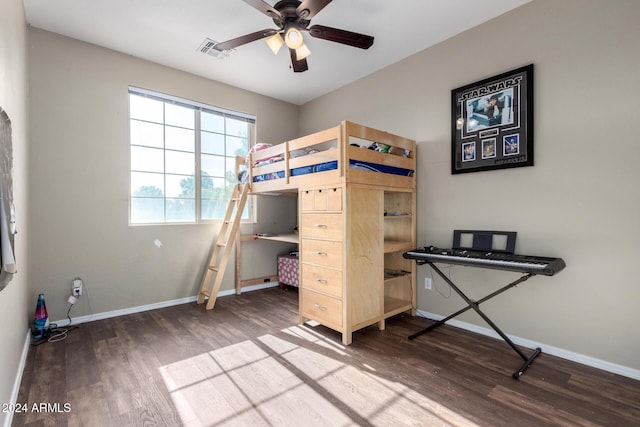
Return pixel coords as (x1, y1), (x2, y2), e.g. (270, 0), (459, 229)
(13, 287), (640, 426)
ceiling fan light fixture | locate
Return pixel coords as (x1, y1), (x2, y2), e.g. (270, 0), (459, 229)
(265, 33), (284, 54)
(285, 27), (304, 49)
(215, 1), (374, 72)
(295, 43), (311, 61)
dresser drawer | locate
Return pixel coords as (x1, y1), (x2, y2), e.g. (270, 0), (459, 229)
(325, 187), (342, 211)
(301, 239), (343, 269)
(301, 289), (343, 329)
(301, 264), (342, 298)
(300, 213), (343, 240)
(299, 189), (316, 212)
(300, 187), (343, 212)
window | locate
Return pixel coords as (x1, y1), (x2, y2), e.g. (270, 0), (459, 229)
(129, 87), (254, 224)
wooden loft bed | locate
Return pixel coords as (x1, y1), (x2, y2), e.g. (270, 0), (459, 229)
(233, 120), (416, 290)
(235, 121), (417, 345)
(242, 120), (416, 194)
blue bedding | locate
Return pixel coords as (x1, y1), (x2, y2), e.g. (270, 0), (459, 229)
(253, 159), (413, 183)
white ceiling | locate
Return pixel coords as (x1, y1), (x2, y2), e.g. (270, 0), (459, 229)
(23, 0), (530, 105)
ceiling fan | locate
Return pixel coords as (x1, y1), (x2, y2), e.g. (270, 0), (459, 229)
(213, 0), (375, 72)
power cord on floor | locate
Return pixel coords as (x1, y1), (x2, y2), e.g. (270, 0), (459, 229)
(30, 302), (79, 346)
(47, 303), (80, 343)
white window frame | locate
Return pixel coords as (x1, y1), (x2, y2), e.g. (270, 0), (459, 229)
(129, 86), (255, 224)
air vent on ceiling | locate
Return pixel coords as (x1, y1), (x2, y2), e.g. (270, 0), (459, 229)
(198, 38), (233, 59)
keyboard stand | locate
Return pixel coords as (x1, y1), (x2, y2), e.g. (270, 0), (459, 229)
(409, 262), (541, 379)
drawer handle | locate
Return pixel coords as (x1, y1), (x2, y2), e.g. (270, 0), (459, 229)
(314, 303), (327, 311)
(314, 224), (327, 228)
(314, 251), (327, 256)
(316, 278), (328, 284)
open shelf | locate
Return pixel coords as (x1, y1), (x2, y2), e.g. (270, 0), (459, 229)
(240, 233), (299, 244)
(384, 240), (415, 253)
(384, 213), (411, 219)
(383, 270), (413, 318)
(384, 296), (413, 317)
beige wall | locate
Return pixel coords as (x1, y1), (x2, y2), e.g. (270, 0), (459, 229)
(0, 0), (30, 424)
(28, 28), (299, 323)
(300, 0), (640, 372)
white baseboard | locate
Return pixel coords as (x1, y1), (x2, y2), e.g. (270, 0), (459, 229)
(415, 309), (640, 381)
(52, 281), (280, 327)
(4, 329), (31, 427)
(52, 295), (198, 327)
(221, 281), (280, 296)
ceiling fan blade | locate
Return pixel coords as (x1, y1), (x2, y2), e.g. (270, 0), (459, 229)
(296, 0), (333, 20)
(308, 25), (374, 49)
(241, 0), (283, 22)
(289, 48), (308, 72)
(214, 29), (278, 51)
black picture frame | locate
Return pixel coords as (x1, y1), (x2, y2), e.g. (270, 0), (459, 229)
(451, 64), (534, 174)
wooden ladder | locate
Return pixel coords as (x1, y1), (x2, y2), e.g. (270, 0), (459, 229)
(197, 183), (249, 310)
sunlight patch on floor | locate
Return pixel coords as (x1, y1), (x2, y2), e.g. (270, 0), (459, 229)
(160, 340), (353, 426)
(260, 333), (481, 426)
(282, 323), (348, 356)
(160, 329), (480, 426)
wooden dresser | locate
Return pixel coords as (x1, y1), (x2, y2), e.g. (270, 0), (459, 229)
(298, 183), (415, 345)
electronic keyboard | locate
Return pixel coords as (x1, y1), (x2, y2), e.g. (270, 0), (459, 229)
(403, 246), (566, 276)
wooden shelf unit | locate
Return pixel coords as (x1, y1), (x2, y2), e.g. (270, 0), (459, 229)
(383, 189), (416, 322)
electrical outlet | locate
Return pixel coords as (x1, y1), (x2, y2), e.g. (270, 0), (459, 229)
(72, 278), (83, 297)
(424, 277), (432, 290)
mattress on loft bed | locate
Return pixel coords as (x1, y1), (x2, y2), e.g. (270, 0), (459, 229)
(252, 160), (413, 182)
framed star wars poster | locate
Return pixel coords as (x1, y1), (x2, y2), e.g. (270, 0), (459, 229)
(451, 64), (534, 174)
